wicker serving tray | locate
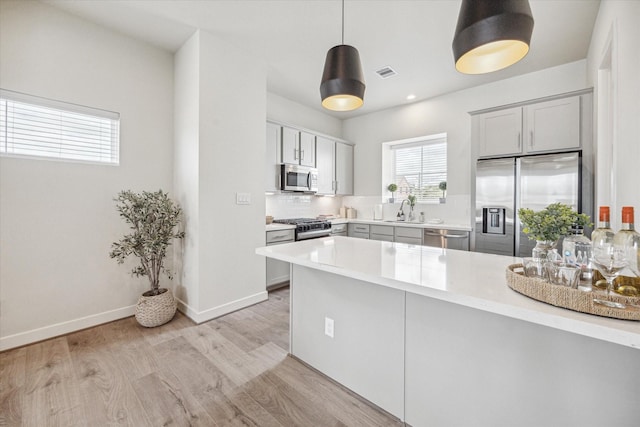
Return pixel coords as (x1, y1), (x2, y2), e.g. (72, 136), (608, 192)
(506, 264), (640, 321)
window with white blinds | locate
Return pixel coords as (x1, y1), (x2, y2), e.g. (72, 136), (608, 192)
(391, 136), (447, 202)
(0, 89), (120, 164)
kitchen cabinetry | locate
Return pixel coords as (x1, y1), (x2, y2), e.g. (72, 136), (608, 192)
(335, 142), (354, 195)
(370, 224), (394, 242)
(265, 122), (282, 192)
(524, 96), (580, 153)
(266, 229), (295, 288)
(394, 227), (423, 245)
(282, 126), (315, 167)
(348, 223), (370, 239)
(475, 94), (581, 158)
(316, 136), (335, 195)
(331, 223), (347, 237)
(316, 138), (354, 196)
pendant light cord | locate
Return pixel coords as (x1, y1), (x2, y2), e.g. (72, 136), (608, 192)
(341, 0), (345, 45)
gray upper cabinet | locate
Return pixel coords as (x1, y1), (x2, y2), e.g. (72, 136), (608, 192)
(281, 126), (299, 164)
(477, 106), (523, 158)
(299, 131), (316, 167)
(476, 94), (582, 158)
(523, 96), (580, 153)
(266, 122), (282, 192)
(335, 142), (354, 195)
(316, 136), (336, 195)
(282, 126), (315, 167)
(269, 121), (352, 195)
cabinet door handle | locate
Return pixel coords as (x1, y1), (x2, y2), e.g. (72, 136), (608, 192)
(518, 132), (521, 150)
(294, 149), (298, 160)
(530, 131), (534, 148)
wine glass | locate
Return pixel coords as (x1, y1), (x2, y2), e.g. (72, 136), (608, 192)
(591, 241), (627, 308)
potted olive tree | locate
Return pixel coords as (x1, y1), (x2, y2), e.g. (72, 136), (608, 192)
(110, 190), (185, 327)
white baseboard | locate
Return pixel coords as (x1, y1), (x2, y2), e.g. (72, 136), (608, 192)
(0, 305), (135, 352)
(177, 290), (268, 324)
(0, 291), (270, 352)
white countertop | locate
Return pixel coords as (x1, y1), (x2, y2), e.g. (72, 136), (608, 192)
(265, 223), (296, 232)
(265, 218), (471, 232)
(256, 236), (640, 350)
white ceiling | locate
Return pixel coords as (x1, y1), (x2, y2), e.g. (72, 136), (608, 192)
(42, 0), (601, 119)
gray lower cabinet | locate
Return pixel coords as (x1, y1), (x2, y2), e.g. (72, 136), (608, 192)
(331, 222), (347, 236)
(370, 224), (394, 242)
(344, 223), (470, 250)
(266, 229), (295, 288)
(394, 227), (423, 245)
(347, 223), (370, 239)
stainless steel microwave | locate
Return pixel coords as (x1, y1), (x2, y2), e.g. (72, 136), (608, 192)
(280, 164), (318, 193)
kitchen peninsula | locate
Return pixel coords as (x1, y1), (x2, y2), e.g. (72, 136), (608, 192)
(256, 236), (639, 427)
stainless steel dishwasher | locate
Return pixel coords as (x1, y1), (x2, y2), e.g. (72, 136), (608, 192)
(423, 228), (470, 251)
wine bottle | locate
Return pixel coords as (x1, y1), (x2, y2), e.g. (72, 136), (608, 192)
(591, 206), (614, 290)
(612, 206), (640, 296)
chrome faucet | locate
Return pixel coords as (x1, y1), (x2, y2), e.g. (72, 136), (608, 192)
(397, 199), (408, 221)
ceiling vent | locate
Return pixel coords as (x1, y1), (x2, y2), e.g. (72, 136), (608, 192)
(375, 66), (397, 79)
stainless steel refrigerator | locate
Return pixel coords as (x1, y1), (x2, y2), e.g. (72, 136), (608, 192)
(474, 152), (591, 257)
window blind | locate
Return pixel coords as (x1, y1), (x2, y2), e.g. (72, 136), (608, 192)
(391, 137), (447, 201)
(0, 89), (120, 164)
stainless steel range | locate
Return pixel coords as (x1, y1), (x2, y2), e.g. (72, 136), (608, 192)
(273, 218), (332, 241)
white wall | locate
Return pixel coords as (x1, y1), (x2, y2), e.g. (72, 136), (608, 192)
(0, 1), (174, 350)
(586, 1), (640, 229)
(173, 32), (201, 311)
(343, 60), (589, 223)
(267, 92), (343, 138)
(174, 30), (268, 323)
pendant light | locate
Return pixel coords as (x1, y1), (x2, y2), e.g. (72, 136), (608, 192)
(320, 0), (365, 111)
(452, 0), (534, 74)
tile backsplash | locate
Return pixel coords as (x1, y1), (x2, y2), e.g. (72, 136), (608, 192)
(342, 195), (471, 225)
(266, 193), (343, 219)
(266, 193), (471, 226)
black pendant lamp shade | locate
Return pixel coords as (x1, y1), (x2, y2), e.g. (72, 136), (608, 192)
(320, 44), (365, 111)
(452, 0), (534, 74)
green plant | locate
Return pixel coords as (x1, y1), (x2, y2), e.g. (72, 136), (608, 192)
(407, 194), (417, 207)
(387, 183), (398, 193)
(439, 181), (447, 197)
(518, 203), (591, 242)
(110, 190), (185, 296)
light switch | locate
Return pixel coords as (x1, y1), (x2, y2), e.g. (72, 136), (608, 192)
(236, 192), (251, 205)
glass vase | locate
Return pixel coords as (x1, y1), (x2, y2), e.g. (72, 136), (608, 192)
(532, 240), (557, 260)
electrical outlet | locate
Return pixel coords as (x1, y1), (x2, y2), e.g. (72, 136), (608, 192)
(324, 317), (334, 338)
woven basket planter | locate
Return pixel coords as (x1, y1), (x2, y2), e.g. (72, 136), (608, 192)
(135, 288), (177, 327)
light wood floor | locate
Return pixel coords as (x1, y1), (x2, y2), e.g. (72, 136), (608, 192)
(0, 287), (404, 426)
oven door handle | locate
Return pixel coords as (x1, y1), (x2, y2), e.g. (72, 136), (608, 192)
(297, 229), (331, 240)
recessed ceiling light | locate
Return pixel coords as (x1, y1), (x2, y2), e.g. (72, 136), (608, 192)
(406, 94), (416, 101)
